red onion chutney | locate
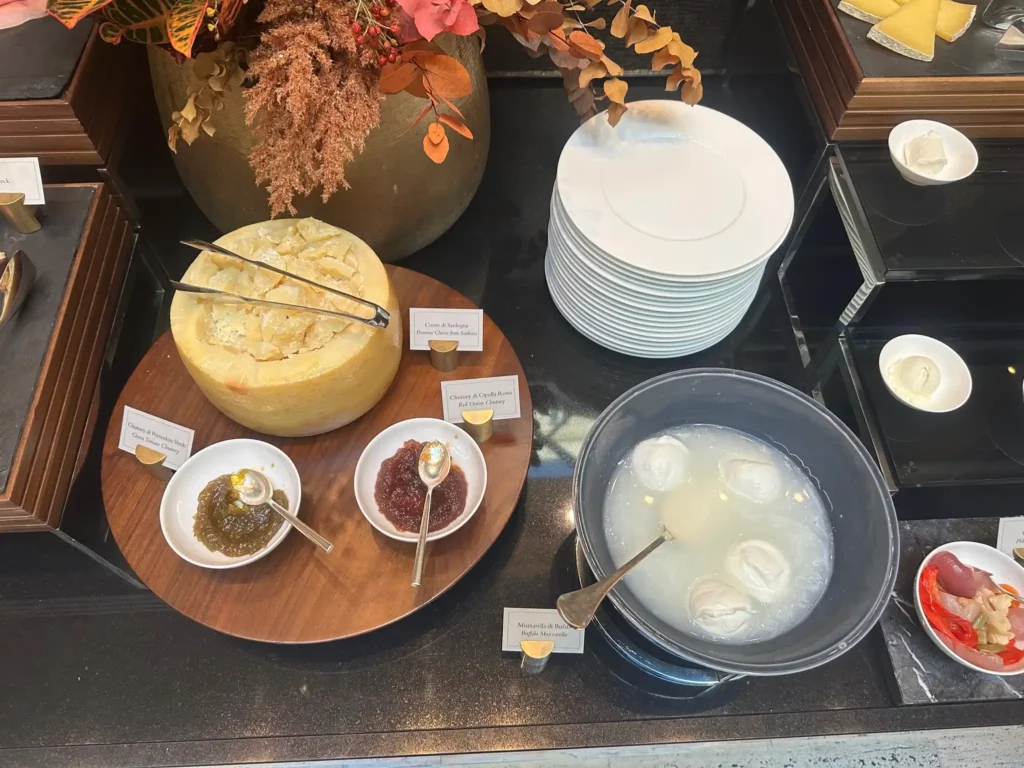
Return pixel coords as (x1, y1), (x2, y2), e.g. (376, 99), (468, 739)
(374, 440), (468, 533)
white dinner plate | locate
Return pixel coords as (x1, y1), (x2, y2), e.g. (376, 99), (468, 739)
(547, 274), (747, 358)
(550, 189), (771, 288)
(545, 258), (757, 350)
(545, 254), (756, 336)
(556, 102), (794, 278)
(547, 236), (765, 314)
(550, 189), (791, 293)
(548, 221), (764, 304)
(546, 250), (760, 333)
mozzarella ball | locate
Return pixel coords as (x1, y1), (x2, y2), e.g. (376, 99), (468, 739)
(720, 457), (782, 504)
(725, 539), (792, 604)
(688, 578), (756, 637)
(631, 435), (690, 492)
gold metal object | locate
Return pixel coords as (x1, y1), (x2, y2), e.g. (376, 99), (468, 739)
(1014, 548), (1024, 566)
(0, 192), (41, 234)
(461, 409), (493, 443)
(134, 445), (173, 481)
(520, 640), (554, 674)
(0, 250), (36, 334)
(429, 339), (459, 372)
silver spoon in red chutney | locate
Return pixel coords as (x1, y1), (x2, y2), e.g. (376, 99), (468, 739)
(411, 441), (451, 588)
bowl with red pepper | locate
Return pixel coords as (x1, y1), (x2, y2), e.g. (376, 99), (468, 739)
(914, 542), (1024, 676)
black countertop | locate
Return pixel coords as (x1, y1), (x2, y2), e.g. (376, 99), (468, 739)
(2, 77), (1024, 767)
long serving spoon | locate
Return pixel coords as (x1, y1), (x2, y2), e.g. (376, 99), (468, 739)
(234, 469), (334, 553)
(557, 528), (674, 629)
(411, 441), (451, 588)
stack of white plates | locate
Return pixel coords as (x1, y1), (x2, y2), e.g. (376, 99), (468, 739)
(546, 100), (794, 358)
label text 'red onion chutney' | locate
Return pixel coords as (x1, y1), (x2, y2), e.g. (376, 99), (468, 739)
(374, 440), (468, 533)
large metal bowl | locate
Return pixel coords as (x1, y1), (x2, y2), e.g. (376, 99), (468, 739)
(574, 369), (898, 676)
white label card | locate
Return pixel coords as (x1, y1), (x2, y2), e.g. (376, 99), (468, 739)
(440, 375), (521, 423)
(997, 517), (1024, 558)
(118, 406), (195, 470)
(408, 308), (483, 351)
(502, 608), (585, 654)
(0, 157), (44, 206)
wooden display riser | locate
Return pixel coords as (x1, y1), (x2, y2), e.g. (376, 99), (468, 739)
(0, 183), (133, 531)
(100, 266), (533, 643)
(775, 0), (1024, 140)
(0, 19), (140, 166)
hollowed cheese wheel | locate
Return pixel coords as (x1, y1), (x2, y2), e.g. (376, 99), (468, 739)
(170, 219), (402, 437)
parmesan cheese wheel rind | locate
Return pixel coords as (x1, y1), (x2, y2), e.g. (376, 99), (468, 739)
(170, 219), (402, 437)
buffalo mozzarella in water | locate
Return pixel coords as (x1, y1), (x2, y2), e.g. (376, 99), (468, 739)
(631, 435), (690, 492)
(720, 458), (782, 504)
(726, 539), (792, 604)
(688, 578), (756, 637)
(604, 424), (833, 645)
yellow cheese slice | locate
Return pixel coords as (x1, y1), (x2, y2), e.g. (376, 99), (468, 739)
(936, 0), (976, 41)
(838, 0), (900, 23)
(868, 0), (940, 61)
(892, 0), (976, 42)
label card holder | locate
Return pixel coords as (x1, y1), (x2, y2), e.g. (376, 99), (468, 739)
(118, 406), (195, 470)
(440, 375), (520, 423)
(997, 517), (1024, 558)
(0, 158), (44, 206)
(409, 308), (483, 351)
(502, 608), (585, 654)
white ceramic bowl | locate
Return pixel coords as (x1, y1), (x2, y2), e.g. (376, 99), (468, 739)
(878, 334), (972, 413)
(888, 120), (978, 186)
(159, 439), (302, 569)
(354, 418), (487, 542)
(914, 542), (1024, 676)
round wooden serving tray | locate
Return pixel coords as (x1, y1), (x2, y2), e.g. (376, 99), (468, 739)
(101, 267), (532, 643)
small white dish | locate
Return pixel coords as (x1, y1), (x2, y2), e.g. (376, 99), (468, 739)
(888, 120), (978, 186)
(914, 542), (1024, 676)
(878, 334), (972, 413)
(159, 439), (302, 569)
(354, 418), (487, 542)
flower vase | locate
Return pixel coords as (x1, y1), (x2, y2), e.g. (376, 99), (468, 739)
(148, 33), (489, 262)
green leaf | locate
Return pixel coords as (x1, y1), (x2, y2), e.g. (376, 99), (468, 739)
(98, 19), (123, 42)
(100, 0), (175, 49)
(47, 0), (116, 28)
(167, 0), (210, 56)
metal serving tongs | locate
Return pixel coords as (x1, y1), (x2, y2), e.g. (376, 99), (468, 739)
(176, 239), (390, 329)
